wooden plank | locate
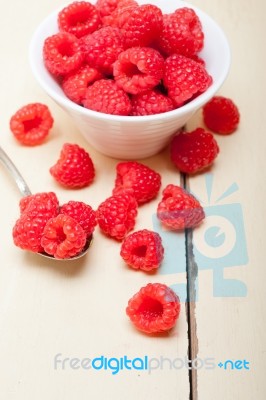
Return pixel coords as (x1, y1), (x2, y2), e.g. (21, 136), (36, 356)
(0, 1), (190, 399)
(187, 0), (266, 398)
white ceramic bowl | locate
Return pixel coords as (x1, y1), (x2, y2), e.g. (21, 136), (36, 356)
(29, 0), (230, 159)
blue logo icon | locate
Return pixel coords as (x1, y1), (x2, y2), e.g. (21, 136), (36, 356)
(154, 174), (248, 299)
(152, 215), (187, 301)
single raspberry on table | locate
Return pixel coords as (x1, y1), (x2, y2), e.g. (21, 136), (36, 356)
(41, 214), (87, 259)
(126, 283), (180, 334)
(170, 128), (219, 174)
(43, 32), (84, 76)
(10, 103), (54, 146)
(62, 64), (102, 104)
(131, 90), (175, 116)
(120, 229), (164, 271)
(97, 193), (138, 240)
(203, 96), (240, 135)
(58, 1), (102, 38)
(79, 26), (125, 75)
(157, 184), (205, 230)
(13, 192), (60, 253)
(50, 143), (95, 188)
(113, 161), (161, 205)
(60, 201), (97, 236)
(164, 54), (212, 106)
(116, 4), (163, 48)
(158, 7), (204, 57)
(83, 79), (131, 115)
(113, 47), (164, 95)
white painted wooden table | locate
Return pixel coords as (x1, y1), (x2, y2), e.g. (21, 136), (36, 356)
(0, 0), (265, 399)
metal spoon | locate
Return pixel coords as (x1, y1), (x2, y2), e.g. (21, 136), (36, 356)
(0, 146), (92, 261)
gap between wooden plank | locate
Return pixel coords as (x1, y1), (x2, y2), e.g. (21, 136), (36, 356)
(181, 173), (199, 400)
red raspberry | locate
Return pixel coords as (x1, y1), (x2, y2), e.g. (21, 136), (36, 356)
(157, 184), (205, 230)
(126, 283), (180, 334)
(19, 192), (59, 215)
(117, 4), (163, 48)
(96, 0), (137, 19)
(10, 103), (54, 146)
(158, 8), (204, 57)
(41, 214), (87, 259)
(58, 1), (101, 38)
(83, 79), (131, 115)
(96, 0), (122, 17)
(79, 26), (125, 75)
(60, 201), (97, 236)
(203, 96), (240, 135)
(170, 128), (219, 174)
(102, 0), (137, 26)
(164, 54), (212, 106)
(189, 54), (206, 66)
(13, 192), (59, 253)
(13, 214), (47, 253)
(43, 32), (84, 76)
(62, 64), (102, 104)
(131, 90), (175, 116)
(113, 161), (161, 205)
(113, 47), (164, 95)
(50, 143), (95, 188)
(120, 229), (164, 271)
(97, 193), (138, 240)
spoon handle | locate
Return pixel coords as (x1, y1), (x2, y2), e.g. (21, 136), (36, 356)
(0, 146), (32, 197)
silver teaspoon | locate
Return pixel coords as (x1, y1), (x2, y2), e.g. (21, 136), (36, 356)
(0, 146), (92, 261)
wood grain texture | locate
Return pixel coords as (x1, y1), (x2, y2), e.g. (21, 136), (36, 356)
(0, 1), (190, 399)
(0, 0), (265, 399)
(185, 228), (199, 400)
(184, 181), (199, 400)
(188, 1), (266, 398)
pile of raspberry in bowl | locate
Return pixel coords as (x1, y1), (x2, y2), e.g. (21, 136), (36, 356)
(42, 0), (213, 116)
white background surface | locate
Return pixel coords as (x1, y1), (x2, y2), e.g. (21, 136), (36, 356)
(0, 0), (265, 399)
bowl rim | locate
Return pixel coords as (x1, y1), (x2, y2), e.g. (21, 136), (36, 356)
(29, 0), (231, 123)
